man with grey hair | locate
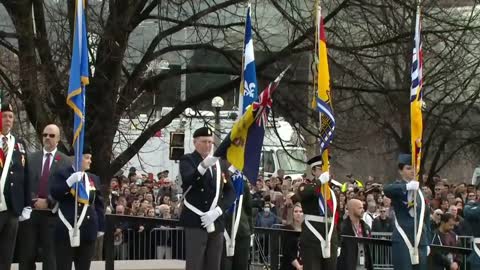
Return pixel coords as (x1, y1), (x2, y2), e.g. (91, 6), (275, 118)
(362, 201), (377, 228)
(179, 127), (235, 270)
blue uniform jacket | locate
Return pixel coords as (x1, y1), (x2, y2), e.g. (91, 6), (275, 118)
(179, 151), (235, 232)
(384, 180), (430, 247)
(50, 166), (105, 242)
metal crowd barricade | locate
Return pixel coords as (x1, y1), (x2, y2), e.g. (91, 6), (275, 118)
(370, 232), (394, 269)
(105, 215), (474, 270)
(113, 227), (185, 260)
(105, 215), (182, 269)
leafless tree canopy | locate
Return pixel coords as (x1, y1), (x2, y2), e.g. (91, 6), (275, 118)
(0, 0), (479, 183)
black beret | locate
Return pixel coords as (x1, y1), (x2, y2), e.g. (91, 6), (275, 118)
(398, 153), (412, 165)
(193, 127), (213, 138)
(83, 143), (92, 155)
(67, 143), (92, 156)
(1, 103), (13, 112)
(307, 155), (323, 168)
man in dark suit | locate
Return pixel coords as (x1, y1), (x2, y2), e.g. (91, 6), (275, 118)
(16, 124), (71, 270)
(179, 127), (236, 270)
(0, 103), (31, 269)
(50, 145), (105, 270)
(384, 154), (430, 270)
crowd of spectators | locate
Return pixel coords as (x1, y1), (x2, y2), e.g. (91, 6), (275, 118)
(106, 166), (480, 267)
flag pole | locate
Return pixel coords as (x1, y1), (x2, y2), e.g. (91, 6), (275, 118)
(237, 2), (250, 117)
(228, 2), (251, 256)
(412, 0), (422, 264)
(315, 0), (330, 257)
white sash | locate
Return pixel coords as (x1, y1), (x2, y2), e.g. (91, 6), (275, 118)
(304, 188), (337, 258)
(58, 172), (90, 247)
(394, 189), (425, 265)
(224, 194), (243, 256)
(0, 135), (15, 212)
(184, 160), (221, 233)
(473, 238), (480, 258)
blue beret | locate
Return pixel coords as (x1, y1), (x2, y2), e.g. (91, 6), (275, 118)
(398, 154), (412, 165)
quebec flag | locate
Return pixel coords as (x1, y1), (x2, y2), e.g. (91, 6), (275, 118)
(239, 4), (257, 114)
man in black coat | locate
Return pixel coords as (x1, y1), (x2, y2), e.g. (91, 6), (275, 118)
(0, 103), (31, 269)
(179, 127), (236, 270)
(16, 124), (71, 270)
(371, 205), (394, 233)
(337, 198), (373, 270)
(50, 145), (105, 270)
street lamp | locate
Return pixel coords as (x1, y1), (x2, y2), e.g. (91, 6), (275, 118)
(211, 96), (224, 147)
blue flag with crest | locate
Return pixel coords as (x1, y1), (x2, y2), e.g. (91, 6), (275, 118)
(66, 0), (89, 204)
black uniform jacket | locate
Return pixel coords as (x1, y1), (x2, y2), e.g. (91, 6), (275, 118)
(2, 138), (30, 216)
(50, 167), (105, 242)
(179, 151), (235, 232)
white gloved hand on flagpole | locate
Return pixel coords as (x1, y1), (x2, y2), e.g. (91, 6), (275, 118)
(319, 171), (330, 185)
(406, 181), (419, 191)
(66, 172), (84, 187)
(200, 156), (218, 169)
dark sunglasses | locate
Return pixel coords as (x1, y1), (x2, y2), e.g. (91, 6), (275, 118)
(42, 133), (55, 138)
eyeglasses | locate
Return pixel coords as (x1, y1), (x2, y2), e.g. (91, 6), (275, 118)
(42, 133), (55, 138)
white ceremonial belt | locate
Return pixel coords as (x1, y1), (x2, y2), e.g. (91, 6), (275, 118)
(224, 194), (244, 257)
(303, 187), (337, 259)
(304, 214), (333, 223)
(184, 198), (206, 216)
(393, 190), (425, 265)
(183, 160), (221, 233)
(473, 238), (480, 258)
(58, 205), (88, 247)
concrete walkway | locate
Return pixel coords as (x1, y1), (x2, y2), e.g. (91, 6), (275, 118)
(11, 260), (186, 270)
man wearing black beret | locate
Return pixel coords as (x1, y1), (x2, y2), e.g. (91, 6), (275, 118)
(0, 103), (31, 269)
(179, 126), (236, 270)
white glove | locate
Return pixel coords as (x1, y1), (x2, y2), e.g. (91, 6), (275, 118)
(200, 207), (222, 227)
(406, 181), (419, 191)
(19, 207), (32, 222)
(66, 172), (85, 187)
(427, 246), (431, 256)
(97, 231), (105, 238)
(250, 234), (254, 247)
(200, 156), (218, 169)
(319, 171), (330, 185)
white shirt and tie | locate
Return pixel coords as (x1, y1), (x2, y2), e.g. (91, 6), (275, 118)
(42, 148), (57, 172)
